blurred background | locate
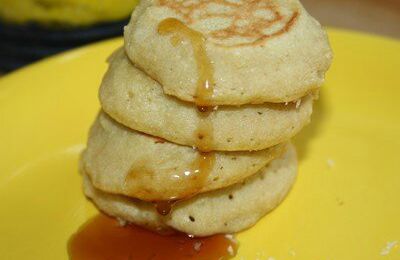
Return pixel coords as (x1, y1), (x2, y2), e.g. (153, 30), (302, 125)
(0, 0), (399, 72)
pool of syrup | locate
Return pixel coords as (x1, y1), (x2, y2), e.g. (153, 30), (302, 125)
(68, 214), (237, 260)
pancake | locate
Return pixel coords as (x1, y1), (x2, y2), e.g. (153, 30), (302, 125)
(82, 112), (286, 201)
(124, 0), (332, 105)
(100, 49), (314, 151)
(83, 143), (297, 236)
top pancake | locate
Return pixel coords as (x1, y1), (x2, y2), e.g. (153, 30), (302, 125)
(124, 0), (332, 105)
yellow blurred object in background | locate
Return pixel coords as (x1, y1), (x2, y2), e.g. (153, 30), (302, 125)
(0, 0), (139, 26)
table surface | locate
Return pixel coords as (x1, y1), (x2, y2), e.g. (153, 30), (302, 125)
(302, 0), (400, 38)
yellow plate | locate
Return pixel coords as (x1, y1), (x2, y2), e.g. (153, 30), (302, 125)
(0, 30), (399, 260)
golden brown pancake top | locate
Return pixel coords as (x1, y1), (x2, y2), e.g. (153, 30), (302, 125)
(158, 0), (299, 47)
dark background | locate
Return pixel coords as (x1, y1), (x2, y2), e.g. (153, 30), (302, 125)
(0, 0), (399, 73)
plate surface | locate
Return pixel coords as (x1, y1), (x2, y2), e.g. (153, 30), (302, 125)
(0, 30), (399, 260)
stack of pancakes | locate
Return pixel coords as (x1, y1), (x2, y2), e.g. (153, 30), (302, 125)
(81, 0), (332, 236)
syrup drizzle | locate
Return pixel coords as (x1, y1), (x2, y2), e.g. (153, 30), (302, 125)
(158, 18), (215, 106)
(68, 214), (237, 260)
(125, 154), (216, 203)
(157, 18), (216, 215)
(155, 200), (177, 215)
(152, 148), (215, 214)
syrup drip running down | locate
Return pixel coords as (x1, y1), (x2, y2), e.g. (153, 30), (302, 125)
(154, 200), (176, 215)
(68, 214), (237, 260)
(153, 149), (216, 215)
(156, 18), (216, 215)
(158, 18), (215, 106)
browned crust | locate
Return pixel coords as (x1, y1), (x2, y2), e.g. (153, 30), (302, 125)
(158, 0), (299, 47)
